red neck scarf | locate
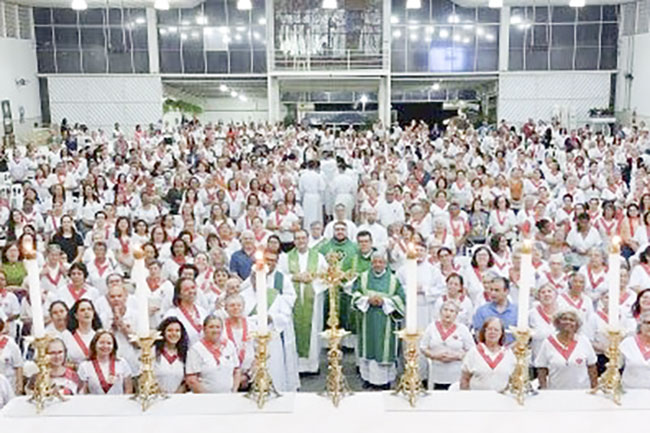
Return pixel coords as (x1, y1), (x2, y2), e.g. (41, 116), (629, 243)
(91, 358), (116, 393)
(435, 321), (457, 341)
(179, 304), (202, 333)
(476, 343), (505, 369)
(94, 258), (109, 277)
(147, 277), (161, 292)
(587, 265), (607, 289)
(201, 338), (226, 365)
(0, 336), (8, 350)
(547, 335), (577, 362)
(161, 348), (178, 364)
(562, 293), (583, 310)
(68, 284), (87, 302)
(225, 318), (248, 364)
(118, 237), (130, 255)
(537, 305), (552, 324)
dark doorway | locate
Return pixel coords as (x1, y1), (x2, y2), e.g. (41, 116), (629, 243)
(392, 102), (456, 127)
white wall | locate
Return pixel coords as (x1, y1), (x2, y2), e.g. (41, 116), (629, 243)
(498, 71), (611, 128)
(48, 76), (163, 135)
(199, 95), (270, 124)
(0, 37), (41, 139)
(616, 32), (650, 124)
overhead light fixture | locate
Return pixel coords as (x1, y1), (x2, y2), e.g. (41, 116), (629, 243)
(391, 16), (399, 24)
(432, 83), (441, 91)
(406, 0), (421, 9)
(71, 0), (87, 11)
(409, 33), (417, 41)
(239, 95), (248, 102)
(486, 33), (495, 41)
(135, 17), (146, 25)
(196, 15), (208, 25)
(154, 0), (169, 11)
(510, 15), (523, 25)
(259, 18), (267, 25)
(180, 33), (188, 40)
(159, 28), (167, 35)
(322, 0), (337, 9)
(219, 84), (229, 92)
(168, 26), (177, 34)
(439, 29), (450, 39)
(237, 0), (252, 10)
(447, 14), (460, 24)
(360, 94), (369, 104)
(426, 26), (434, 34)
(476, 27), (484, 36)
(488, 0), (503, 8)
(231, 91), (238, 98)
(569, 0), (585, 7)
(392, 30), (402, 38)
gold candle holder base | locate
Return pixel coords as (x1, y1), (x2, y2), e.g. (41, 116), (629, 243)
(590, 328), (624, 405)
(246, 332), (280, 409)
(130, 331), (167, 411)
(504, 326), (536, 405)
(28, 335), (66, 413)
(319, 326), (353, 407)
(393, 329), (426, 407)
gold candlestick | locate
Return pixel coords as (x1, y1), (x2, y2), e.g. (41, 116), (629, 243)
(246, 331), (280, 408)
(29, 335), (66, 413)
(504, 326), (536, 405)
(316, 251), (354, 406)
(590, 328), (623, 405)
(393, 330), (426, 407)
(130, 331), (167, 411)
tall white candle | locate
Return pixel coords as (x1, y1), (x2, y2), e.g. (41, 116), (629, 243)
(517, 240), (533, 329)
(608, 237), (621, 328)
(133, 247), (150, 338)
(23, 247), (45, 338)
(255, 250), (268, 334)
(405, 243), (418, 334)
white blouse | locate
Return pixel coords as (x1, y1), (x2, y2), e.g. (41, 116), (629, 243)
(421, 321), (475, 384)
(621, 335), (650, 389)
(534, 334), (597, 390)
(78, 357), (132, 395)
(461, 344), (516, 391)
(153, 351), (185, 394)
(186, 338), (239, 393)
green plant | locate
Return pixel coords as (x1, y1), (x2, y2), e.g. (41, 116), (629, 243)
(163, 98), (203, 115)
(588, 106), (614, 117)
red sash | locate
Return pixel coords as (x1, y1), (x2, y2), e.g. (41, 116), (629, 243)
(202, 338), (226, 365)
(547, 336), (577, 361)
(476, 343), (505, 369)
(91, 358), (116, 393)
(0, 336), (8, 350)
(94, 259), (110, 277)
(44, 267), (64, 287)
(73, 331), (90, 358)
(597, 310), (608, 323)
(561, 293), (583, 311)
(537, 305), (552, 324)
(586, 266), (606, 289)
(599, 218), (616, 236)
(227, 190), (238, 202)
(179, 304), (202, 333)
(225, 318), (248, 364)
(544, 272), (564, 291)
(161, 349), (178, 364)
(173, 256), (186, 266)
(450, 218), (464, 238)
(118, 237), (130, 255)
(496, 210), (507, 226)
(435, 321), (457, 342)
(68, 285), (87, 302)
(635, 335), (650, 361)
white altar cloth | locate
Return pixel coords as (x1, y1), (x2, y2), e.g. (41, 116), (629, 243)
(2, 391), (650, 433)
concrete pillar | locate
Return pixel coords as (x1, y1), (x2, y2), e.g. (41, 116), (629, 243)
(146, 8), (160, 74)
(378, 75), (391, 126)
(267, 76), (281, 124)
(498, 7), (510, 72)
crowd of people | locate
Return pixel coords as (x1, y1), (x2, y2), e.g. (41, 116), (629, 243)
(1, 115), (650, 407)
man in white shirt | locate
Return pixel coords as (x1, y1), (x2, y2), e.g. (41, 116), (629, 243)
(377, 187), (405, 228)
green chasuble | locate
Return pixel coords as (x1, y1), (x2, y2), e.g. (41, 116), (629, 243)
(319, 238), (358, 332)
(352, 270), (405, 364)
(287, 248), (320, 358)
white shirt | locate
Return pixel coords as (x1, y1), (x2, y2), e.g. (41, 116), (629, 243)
(534, 334), (597, 390)
(154, 350), (185, 394)
(62, 329), (96, 366)
(78, 357), (132, 395)
(461, 344), (516, 391)
(186, 338), (238, 393)
(0, 337), (23, 389)
(164, 304), (208, 345)
(621, 335), (650, 389)
(421, 321), (475, 384)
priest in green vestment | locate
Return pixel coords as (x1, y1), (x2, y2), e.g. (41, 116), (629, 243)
(319, 221), (358, 333)
(278, 229), (328, 373)
(351, 249), (405, 387)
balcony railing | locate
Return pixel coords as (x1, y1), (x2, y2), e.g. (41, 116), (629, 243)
(273, 49), (384, 71)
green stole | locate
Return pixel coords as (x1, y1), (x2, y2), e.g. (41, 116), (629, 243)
(288, 249), (320, 358)
(251, 272), (284, 315)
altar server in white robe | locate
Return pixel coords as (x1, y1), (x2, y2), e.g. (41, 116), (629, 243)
(298, 160), (325, 230)
(460, 317), (515, 390)
(535, 309), (598, 390)
(331, 165), (357, 220)
(621, 312), (650, 389)
(278, 229), (328, 373)
(396, 241), (444, 329)
(241, 249), (299, 392)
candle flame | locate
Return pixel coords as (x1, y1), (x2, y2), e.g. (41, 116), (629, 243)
(133, 244), (145, 260)
(612, 236), (621, 247)
(255, 249), (264, 262)
(21, 238), (37, 259)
